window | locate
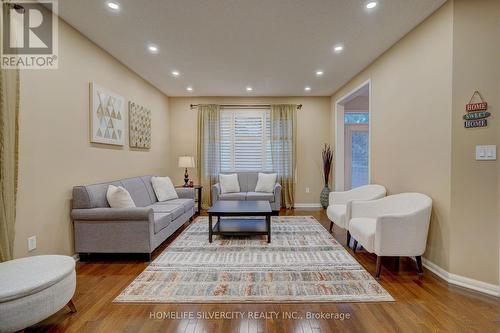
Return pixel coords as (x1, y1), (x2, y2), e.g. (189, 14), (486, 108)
(344, 112), (369, 124)
(344, 112), (369, 189)
(220, 109), (272, 172)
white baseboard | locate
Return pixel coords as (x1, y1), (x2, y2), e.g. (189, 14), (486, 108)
(72, 254), (80, 263)
(294, 203), (322, 208)
(420, 257), (499, 297)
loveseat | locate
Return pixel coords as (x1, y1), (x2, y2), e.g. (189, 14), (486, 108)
(71, 175), (194, 259)
(211, 172), (282, 213)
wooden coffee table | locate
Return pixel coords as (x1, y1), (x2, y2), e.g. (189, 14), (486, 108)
(207, 201), (272, 243)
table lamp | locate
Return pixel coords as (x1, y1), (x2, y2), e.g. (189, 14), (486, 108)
(178, 156), (195, 187)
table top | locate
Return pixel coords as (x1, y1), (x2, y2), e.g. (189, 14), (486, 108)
(175, 185), (202, 189)
(208, 200), (272, 214)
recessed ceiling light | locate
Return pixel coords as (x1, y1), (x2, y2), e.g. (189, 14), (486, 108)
(147, 44), (159, 54)
(366, 1), (378, 9)
(186, 86), (193, 92)
(333, 44), (344, 53)
(106, 2), (120, 11)
(315, 70), (324, 77)
(304, 86), (311, 92)
(171, 70), (180, 77)
(246, 86), (253, 92)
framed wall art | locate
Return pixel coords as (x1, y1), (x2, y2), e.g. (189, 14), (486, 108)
(129, 101), (152, 149)
(89, 83), (125, 146)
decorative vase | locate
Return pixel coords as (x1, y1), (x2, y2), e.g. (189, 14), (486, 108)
(320, 185), (331, 209)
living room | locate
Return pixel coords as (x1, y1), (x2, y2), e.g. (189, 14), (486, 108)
(0, 0), (499, 332)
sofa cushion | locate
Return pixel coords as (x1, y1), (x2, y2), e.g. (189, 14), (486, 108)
(155, 198), (194, 213)
(219, 192), (247, 200)
(0, 255), (75, 302)
(153, 213), (173, 233)
(76, 181), (123, 208)
(255, 173), (277, 193)
(106, 185), (136, 208)
(219, 173), (240, 193)
(151, 176), (178, 202)
(326, 204), (347, 229)
(121, 177), (155, 207)
(150, 203), (184, 220)
(246, 192), (274, 202)
(140, 176), (158, 203)
(349, 217), (377, 253)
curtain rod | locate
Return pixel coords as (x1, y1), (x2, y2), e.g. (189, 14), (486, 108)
(190, 104), (302, 110)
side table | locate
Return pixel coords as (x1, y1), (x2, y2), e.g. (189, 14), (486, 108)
(175, 185), (202, 214)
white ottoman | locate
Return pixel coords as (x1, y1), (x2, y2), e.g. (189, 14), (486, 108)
(0, 255), (76, 333)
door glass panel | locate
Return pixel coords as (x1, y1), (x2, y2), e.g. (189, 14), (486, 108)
(350, 130), (369, 189)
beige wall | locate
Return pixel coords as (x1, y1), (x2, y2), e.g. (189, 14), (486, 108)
(449, 0), (499, 285)
(331, 2), (454, 270)
(331, 0), (500, 286)
(168, 97), (331, 204)
(14, 19), (170, 258)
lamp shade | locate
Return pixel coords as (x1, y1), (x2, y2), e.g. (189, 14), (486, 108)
(178, 156), (195, 168)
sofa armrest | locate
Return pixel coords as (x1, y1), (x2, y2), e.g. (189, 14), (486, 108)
(273, 183), (282, 209)
(211, 183), (221, 203)
(71, 207), (153, 221)
(175, 187), (195, 199)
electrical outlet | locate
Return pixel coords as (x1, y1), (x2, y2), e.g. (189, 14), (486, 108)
(305, 187), (310, 193)
(28, 236), (37, 252)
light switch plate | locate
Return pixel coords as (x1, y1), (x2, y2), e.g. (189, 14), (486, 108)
(475, 145), (496, 160)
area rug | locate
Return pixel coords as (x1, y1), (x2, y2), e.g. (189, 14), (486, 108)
(115, 216), (393, 303)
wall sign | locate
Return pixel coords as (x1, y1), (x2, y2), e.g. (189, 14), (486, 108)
(464, 91), (490, 128)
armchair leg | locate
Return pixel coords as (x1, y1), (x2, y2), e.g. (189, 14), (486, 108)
(352, 239), (358, 253)
(375, 256), (382, 279)
(329, 221), (333, 232)
(346, 231), (351, 247)
(67, 299), (77, 313)
(416, 256), (424, 275)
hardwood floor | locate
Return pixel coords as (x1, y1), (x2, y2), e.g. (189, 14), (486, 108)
(30, 209), (499, 333)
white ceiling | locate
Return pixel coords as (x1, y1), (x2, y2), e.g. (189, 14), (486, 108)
(56, 0), (446, 96)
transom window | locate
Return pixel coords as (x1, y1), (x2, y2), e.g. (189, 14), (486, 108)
(220, 109), (272, 172)
(344, 112), (369, 124)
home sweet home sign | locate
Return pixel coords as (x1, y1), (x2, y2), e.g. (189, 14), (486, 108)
(464, 91), (491, 128)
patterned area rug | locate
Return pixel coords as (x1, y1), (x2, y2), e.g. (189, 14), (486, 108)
(115, 216), (393, 303)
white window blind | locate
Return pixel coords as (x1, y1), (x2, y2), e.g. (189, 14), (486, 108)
(220, 110), (272, 172)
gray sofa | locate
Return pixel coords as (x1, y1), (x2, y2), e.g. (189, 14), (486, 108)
(212, 172), (282, 213)
(71, 175), (194, 259)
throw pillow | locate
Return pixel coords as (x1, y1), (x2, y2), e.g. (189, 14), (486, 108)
(106, 185), (136, 208)
(219, 173), (240, 193)
(151, 176), (178, 202)
(255, 173), (277, 193)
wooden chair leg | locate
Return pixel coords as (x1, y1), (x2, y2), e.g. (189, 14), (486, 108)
(329, 221), (333, 232)
(67, 299), (77, 313)
(352, 239), (358, 253)
(416, 256), (424, 275)
(375, 256), (382, 279)
(346, 231), (351, 247)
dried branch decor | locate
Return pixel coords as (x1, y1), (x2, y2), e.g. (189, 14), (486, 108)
(322, 144), (333, 185)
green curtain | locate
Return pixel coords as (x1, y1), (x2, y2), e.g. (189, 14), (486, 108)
(0, 66), (20, 262)
(270, 104), (297, 209)
(197, 104), (220, 209)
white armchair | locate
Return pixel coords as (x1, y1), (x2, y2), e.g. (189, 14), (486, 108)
(348, 193), (432, 278)
(327, 184), (386, 245)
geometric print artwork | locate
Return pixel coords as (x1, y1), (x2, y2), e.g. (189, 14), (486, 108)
(89, 82), (125, 146)
(129, 101), (151, 149)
